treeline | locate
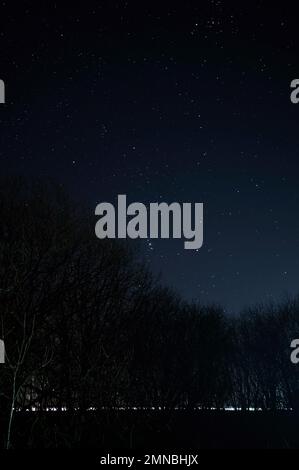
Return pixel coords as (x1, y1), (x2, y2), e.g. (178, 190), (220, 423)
(0, 178), (299, 448)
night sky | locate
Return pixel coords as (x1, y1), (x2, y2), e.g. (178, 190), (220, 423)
(1, 1), (299, 312)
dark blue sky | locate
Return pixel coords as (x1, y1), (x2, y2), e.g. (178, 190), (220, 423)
(1, 1), (299, 312)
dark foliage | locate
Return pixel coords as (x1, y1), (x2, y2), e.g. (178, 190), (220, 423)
(0, 179), (299, 448)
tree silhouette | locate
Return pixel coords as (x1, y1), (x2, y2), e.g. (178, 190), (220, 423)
(1, 177), (299, 448)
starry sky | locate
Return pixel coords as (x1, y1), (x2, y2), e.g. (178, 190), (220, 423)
(1, 1), (299, 312)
